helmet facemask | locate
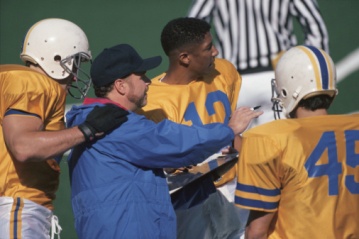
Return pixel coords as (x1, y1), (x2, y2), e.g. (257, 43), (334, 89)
(271, 78), (283, 120)
(61, 52), (92, 99)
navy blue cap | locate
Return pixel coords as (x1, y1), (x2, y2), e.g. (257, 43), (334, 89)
(90, 44), (162, 87)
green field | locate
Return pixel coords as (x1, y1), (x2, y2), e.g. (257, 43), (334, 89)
(1, 1), (358, 238)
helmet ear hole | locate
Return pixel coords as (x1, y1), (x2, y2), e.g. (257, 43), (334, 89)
(281, 89), (287, 97)
(54, 55), (61, 62)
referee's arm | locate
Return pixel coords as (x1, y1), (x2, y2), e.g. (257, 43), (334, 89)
(292, 0), (330, 52)
(188, 0), (214, 21)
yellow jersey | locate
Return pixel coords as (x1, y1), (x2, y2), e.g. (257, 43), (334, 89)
(140, 58), (241, 186)
(0, 65), (66, 210)
(235, 114), (359, 238)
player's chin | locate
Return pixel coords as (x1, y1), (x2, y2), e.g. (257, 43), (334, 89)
(205, 64), (215, 74)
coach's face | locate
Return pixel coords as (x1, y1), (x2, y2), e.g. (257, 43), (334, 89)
(187, 32), (219, 77)
(125, 72), (151, 110)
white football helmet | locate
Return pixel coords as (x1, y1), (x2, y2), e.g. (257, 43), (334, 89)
(20, 18), (92, 99)
(272, 45), (338, 118)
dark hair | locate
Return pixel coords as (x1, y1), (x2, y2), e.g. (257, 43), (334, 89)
(161, 17), (211, 56)
(289, 95), (334, 118)
(93, 82), (114, 98)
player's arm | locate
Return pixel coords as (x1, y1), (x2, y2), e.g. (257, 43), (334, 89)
(2, 104), (128, 162)
(233, 135), (243, 151)
(3, 114), (84, 162)
(245, 210), (275, 239)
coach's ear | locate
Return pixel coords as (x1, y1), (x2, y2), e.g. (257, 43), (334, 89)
(113, 78), (128, 96)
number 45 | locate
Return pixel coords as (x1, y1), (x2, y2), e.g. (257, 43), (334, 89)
(305, 130), (359, 195)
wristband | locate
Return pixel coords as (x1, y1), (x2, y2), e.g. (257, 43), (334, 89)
(78, 123), (96, 142)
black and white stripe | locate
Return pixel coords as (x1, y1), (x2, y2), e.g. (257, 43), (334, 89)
(188, 0), (329, 73)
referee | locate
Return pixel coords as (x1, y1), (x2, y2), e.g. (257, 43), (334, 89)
(188, 1), (329, 237)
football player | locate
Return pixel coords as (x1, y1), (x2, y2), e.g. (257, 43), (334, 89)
(138, 17), (249, 239)
(0, 18), (127, 239)
(235, 45), (359, 238)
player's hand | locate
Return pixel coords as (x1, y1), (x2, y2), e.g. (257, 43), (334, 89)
(228, 106), (263, 135)
(78, 104), (129, 142)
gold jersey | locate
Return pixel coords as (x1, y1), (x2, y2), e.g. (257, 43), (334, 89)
(235, 114), (359, 238)
(140, 58), (241, 186)
(0, 65), (66, 210)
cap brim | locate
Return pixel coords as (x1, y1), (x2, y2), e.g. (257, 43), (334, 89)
(134, 56), (162, 73)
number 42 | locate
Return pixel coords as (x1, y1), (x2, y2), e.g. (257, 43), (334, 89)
(305, 130), (359, 195)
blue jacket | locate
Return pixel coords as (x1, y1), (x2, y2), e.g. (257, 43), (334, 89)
(66, 101), (234, 239)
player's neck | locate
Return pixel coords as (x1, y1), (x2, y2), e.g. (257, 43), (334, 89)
(29, 64), (46, 75)
(295, 108), (328, 118)
(161, 69), (195, 85)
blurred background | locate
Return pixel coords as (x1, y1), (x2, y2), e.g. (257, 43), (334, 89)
(1, 0), (358, 238)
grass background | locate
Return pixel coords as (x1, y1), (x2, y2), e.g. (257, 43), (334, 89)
(1, 1), (358, 238)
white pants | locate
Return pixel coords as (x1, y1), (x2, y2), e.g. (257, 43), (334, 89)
(0, 197), (62, 239)
(237, 71), (285, 128)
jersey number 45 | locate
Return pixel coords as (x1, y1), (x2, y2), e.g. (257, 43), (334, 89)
(305, 130), (359, 195)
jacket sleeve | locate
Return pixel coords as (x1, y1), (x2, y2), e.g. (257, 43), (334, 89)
(99, 114), (235, 169)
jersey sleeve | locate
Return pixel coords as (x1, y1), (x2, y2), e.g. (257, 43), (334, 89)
(235, 135), (282, 212)
(1, 68), (66, 131)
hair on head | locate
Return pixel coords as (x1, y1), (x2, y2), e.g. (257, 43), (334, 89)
(161, 17), (211, 56)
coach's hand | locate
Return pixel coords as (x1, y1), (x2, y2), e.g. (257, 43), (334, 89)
(229, 106), (263, 135)
(78, 104), (129, 142)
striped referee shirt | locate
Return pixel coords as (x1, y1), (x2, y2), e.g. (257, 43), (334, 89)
(188, 0), (329, 73)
